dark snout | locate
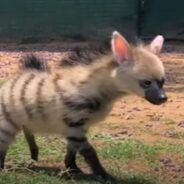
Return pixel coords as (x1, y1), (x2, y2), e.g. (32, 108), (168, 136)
(145, 88), (167, 105)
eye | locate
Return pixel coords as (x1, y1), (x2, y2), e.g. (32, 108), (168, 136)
(144, 80), (152, 86)
(140, 80), (152, 89)
(156, 78), (165, 88)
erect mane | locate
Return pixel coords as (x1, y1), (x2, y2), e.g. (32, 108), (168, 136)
(60, 41), (111, 67)
(20, 54), (49, 71)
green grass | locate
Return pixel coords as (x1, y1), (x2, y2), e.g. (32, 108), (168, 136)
(98, 139), (159, 161)
(0, 171), (160, 184)
(94, 133), (184, 161)
(0, 133), (184, 184)
(0, 172), (61, 184)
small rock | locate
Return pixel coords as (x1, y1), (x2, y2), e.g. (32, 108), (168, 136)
(177, 121), (184, 128)
(118, 129), (128, 135)
(132, 107), (141, 111)
(172, 175), (178, 179)
(125, 114), (133, 120)
(166, 130), (176, 138)
(154, 167), (159, 172)
(172, 167), (182, 172)
(145, 124), (153, 127)
(160, 158), (172, 165)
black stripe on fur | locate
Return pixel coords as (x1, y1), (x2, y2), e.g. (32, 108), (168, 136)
(20, 55), (48, 71)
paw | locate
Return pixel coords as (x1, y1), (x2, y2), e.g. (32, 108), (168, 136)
(94, 171), (110, 182)
(60, 168), (83, 180)
(31, 149), (39, 161)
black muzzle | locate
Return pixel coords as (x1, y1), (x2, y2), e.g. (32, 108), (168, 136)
(145, 86), (167, 105)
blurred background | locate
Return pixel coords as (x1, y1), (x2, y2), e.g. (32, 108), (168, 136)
(0, 0), (184, 43)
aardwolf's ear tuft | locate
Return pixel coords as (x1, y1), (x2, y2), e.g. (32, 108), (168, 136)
(111, 31), (131, 64)
(150, 35), (164, 55)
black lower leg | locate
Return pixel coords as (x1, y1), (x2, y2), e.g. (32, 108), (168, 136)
(0, 151), (6, 169)
(64, 146), (81, 173)
(79, 141), (108, 179)
(23, 128), (39, 161)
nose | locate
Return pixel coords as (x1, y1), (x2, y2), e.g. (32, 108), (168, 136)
(159, 93), (167, 103)
(145, 88), (167, 105)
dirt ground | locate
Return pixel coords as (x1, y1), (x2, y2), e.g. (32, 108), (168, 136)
(0, 41), (184, 183)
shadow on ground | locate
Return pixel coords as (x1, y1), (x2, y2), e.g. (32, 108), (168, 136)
(26, 165), (156, 184)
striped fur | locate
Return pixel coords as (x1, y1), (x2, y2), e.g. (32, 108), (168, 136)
(19, 56), (48, 160)
(0, 31), (166, 179)
(20, 54), (48, 71)
(20, 73), (36, 120)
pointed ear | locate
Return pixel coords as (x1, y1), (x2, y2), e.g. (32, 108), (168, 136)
(150, 35), (164, 55)
(111, 31), (130, 64)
